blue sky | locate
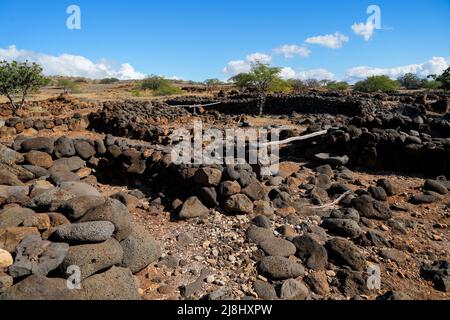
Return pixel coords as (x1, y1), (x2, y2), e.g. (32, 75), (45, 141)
(0, 0), (449, 82)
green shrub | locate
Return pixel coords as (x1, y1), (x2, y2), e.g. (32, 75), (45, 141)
(428, 67), (450, 91)
(139, 75), (169, 90)
(135, 75), (182, 96)
(99, 77), (120, 84)
(57, 79), (81, 94)
(326, 81), (349, 91)
(153, 85), (183, 96)
(353, 75), (399, 93)
(131, 89), (142, 97)
(422, 79), (442, 90)
(269, 78), (292, 93)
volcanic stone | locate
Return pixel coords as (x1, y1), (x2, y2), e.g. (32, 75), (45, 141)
(24, 151), (53, 169)
(51, 221), (115, 244)
(8, 235), (69, 278)
(178, 196), (209, 219)
(279, 279), (308, 300)
(224, 194), (253, 215)
(257, 256), (305, 280)
(120, 224), (162, 273)
(21, 137), (54, 154)
(292, 235), (328, 270)
(79, 198), (132, 241)
(74, 140), (96, 160)
(259, 237), (296, 257)
(321, 218), (363, 239)
(60, 238), (123, 280)
(54, 136), (76, 158)
(326, 238), (366, 271)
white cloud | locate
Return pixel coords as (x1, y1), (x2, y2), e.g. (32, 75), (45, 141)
(346, 57), (449, 82)
(305, 33), (349, 49)
(223, 60), (252, 75)
(280, 67), (335, 81)
(351, 22), (375, 41)
(223, 52), (272, 75)
(274, 45), (311, 58)
(0, 45), (145, 80)
(246, 52), (272, 64)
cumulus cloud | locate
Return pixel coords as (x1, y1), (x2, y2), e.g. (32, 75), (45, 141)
(346, 57), (449, 82)
(280, 67), (335, 81)
(351, 22), (375, 41)
(246, 52), (272, 64)
(305, 33), (349, 49)
(274, 45), (311, 58)
(0, 45), (145, 80)
(223, 52), (272, 75)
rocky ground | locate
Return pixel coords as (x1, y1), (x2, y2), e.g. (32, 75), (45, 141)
(0, 91), (449, 300)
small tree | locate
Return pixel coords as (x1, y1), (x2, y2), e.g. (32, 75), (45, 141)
(397, 73), (422, 89)
(304, 79), (321, 89)
(57, 79), (80, 94)
(204, 78), (222, 92)
(353, 75), (399, 93)
(140, 75), (168, 90)
(288, 79), (305, 93)
(0, 60), (47, 115)
(428, 67), (450, 91)
(230, 62), (287, 93)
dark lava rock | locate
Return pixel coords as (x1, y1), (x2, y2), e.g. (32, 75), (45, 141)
(326, 238), (366, 271)
(321, 218), (363, 239)
(80, 266), (140, 300)
(0, 275), (77, 300)
(120, 224), (162, 273)
(79, 198), (132, 241)
(257, 256), (305, 280)
(409, 194), (438, 204)
(193, 167), (222, 187)
(423, 180), (448, 195)
(58, 196), (106, 220)
(253, 280), (277, 300)
(51, 221), (115, 244)
(74, 140), (96, 160)
(252, 215), (271, 229)
(313, 153), (349, 167)
(224, 194), (253, 215)
(292, 235), (328, 270)
(178, 196), (209, 219)
(21, 137), (54, 154)
(8, 235), (69, 278)
(54, 136), (76, 158)
(279, 278), (309, 300)
(420, 261), (450, 292)
(246, 225), (274, 245)
(368, 186), (388, 201)
(376, 179), (397, 196)
(259, 237), (296, 257)
(60, 238), (123, 280)
(351, 195), (392, 220)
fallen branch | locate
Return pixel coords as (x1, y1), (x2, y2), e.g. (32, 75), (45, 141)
(169, 101), (222, 109)
(258, 129), (328, 147)
(305, 191), (352, 210)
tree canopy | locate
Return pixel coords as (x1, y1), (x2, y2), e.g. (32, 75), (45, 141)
(0, 60), (47, 114)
